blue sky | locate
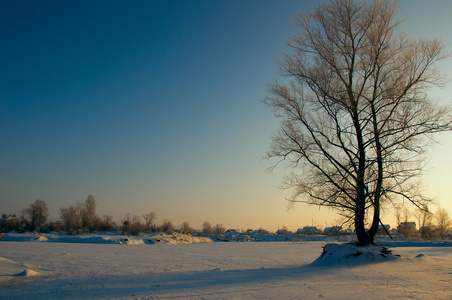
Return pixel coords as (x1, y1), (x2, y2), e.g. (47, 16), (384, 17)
(1, 0), (451, 231)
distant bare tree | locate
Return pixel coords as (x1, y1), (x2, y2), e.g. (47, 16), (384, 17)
(414, 205), (434, 239)
(213, 223), (226, 235)
(98, 215), (116, 232)
(180, 221), (193, 233)
(266, 0), (452, 245)
(142, 212), (158, 232)
(121, 213), (132, 235)
(394, 206), (403, 231)
(59, 203), (83, 234)
(161, 219), (175, 232)
(413, 206), (422, 230)
(130, 215), (143, 235)
(22, 199), (49, 231)
(435, 207), (452, 239)
(82, 195), (97, 231)
(399, 208), (417, 239)
(202, 221), (213, 234)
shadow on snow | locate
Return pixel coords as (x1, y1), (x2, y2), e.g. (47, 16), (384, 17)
(0, 263), (343, 299)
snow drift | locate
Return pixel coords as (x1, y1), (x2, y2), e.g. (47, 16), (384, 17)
(0, 257), (40, 287)
(310, 243), (400, 266)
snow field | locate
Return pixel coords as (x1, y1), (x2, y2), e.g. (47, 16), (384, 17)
(0, 239), (451, 299)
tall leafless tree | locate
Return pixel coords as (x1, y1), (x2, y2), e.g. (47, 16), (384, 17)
(414, 204), (434, 239)
(266, 0), (452, 245)
(213, 223), (226, 235)
(82, 194), (97, 231)
(59, 203), (83, 234)
(143, 211), (158, 232)
(160, 219), (175, 232)
(22, 199), (49, 231)
(180, 221), (193, 233)
(202, 221), (213, 234)
(98, 215), (116, 232)
(435, 207), (451, 239)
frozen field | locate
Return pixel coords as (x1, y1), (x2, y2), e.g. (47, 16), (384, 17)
(0, 235), (451, 299)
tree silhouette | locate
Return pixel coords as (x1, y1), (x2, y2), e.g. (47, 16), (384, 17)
(266, 0), (452, 245)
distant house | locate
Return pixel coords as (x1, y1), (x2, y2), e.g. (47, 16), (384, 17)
(1, 214), (19, 222)
(398, 222), (416, 231)
(0, 214), (22, 232)
(323, 226), (342, 235)
(296, 226), (319, 235)
(397, 222), (417, 238)
(225, 229), (240, 235)
(377, 224), (391, 235)
(276, 228), (291, 235)
(253, 229), (270, 235)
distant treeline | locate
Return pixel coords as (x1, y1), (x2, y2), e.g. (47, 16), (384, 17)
(0, 196), (228, 236)
(1, 197), (451, 240)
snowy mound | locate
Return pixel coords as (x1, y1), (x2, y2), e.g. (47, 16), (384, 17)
(0, 257), (22, 276)
(15, 269), (39, 277)
(310, 243), (400, 266)
(119, 237), (145, 245)
(34, 236), (49, 242)
(151, 233), (213, 244)
(0, 257), (40, 287)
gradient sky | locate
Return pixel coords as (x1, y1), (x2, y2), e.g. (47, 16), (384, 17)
(1, 0), (451, 231)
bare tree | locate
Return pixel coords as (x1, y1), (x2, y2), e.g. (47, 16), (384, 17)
(414, 204), (434, 239)
(59, 203), (83, 234)
(160, 219), (175, 232)
(22, 199), (49, 231)
(130, 215), (143, 235)
(394, 205), (403, 230)
(213, 223), (226, 235)
(98, 215), (116, 232)
(142, 212), (158, 232)
(402, 208), (410, 237)
(202, 221), (213, 234)
(397, 208), (417, 239)
(121, 213), (132, 235)
(266, 0), (452, 245)
(180, 221), (193, 233)
(435, 207), (452, 239)
(82, 194), (97, 231)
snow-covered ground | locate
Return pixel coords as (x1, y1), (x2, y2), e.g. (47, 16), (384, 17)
(0, 234), (451, 299)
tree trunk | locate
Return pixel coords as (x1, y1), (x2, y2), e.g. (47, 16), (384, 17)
(366, 102), (383, 245)
(352, 100), (373, 246)
(355, 200), (374, 246)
